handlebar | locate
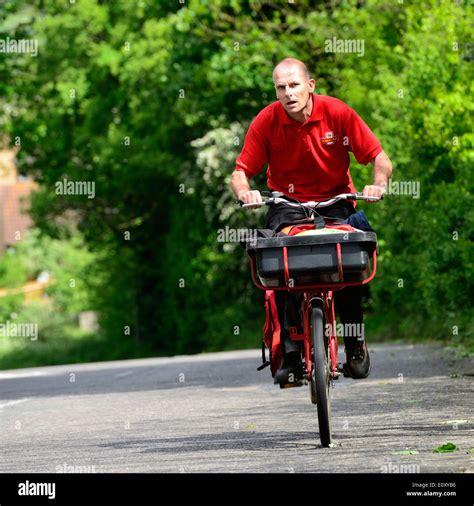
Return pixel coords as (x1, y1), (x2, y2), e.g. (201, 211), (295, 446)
(239, 191), (383, 209)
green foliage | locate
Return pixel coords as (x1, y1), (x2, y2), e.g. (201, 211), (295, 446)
(0, 228), (94, 347)
(0, 294), (22, 322)
(11, 302), (74, 342)
(433, 443), (458, 454)
(0, 0), (472, 363)
(0, 248), (28, 288)
(0, 226), (100, 367)
(14, 228), (95, 314)
(360, 1), (474, 342)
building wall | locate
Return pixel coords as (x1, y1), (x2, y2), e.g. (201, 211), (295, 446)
(0, 149), (36, 251)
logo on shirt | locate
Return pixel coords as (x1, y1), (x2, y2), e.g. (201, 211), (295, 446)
(320, 131), (338, 145)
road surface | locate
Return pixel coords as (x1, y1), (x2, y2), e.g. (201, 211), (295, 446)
(1, 344), (473, 473)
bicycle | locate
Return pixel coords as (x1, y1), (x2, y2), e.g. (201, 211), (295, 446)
(240, 191), (382, 447)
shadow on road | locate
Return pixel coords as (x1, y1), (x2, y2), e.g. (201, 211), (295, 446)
(95, 430), (323, 454)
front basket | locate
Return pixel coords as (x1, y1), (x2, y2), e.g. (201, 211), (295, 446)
(246, 231), (377, 289)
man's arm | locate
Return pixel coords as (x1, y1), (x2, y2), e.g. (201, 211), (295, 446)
(231, 110), (269, 208)
(362, 150), (393, 199)
(230, 169), (262, 208)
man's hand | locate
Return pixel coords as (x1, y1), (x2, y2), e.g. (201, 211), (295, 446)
(362, 184), (386, 201)
(238, 190), (263, 209)
(364, 150), (392, 202)
(231, 170), (263, 208)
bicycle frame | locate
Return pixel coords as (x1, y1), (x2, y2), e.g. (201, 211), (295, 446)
(248, 248), (377, 379)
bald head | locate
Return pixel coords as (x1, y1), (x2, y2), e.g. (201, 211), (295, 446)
(272, 58), (315, 122)
(273, 58), (310, 82)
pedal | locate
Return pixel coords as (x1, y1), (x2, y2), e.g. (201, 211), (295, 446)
(334, 363), (344, 379)
(341, 362), (352, 378)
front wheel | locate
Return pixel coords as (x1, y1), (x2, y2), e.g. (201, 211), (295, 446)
(311, 305), (332, 447)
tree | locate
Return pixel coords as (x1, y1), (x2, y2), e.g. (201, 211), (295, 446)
(1, 0), (471, 358)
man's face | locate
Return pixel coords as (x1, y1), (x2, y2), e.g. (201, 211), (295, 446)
(273, 65), (315, 116)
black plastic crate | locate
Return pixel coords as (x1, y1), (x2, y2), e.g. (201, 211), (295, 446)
(246, 231), (377, 288)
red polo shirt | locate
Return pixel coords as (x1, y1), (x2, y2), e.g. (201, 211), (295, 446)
(235, 94), (382, 202)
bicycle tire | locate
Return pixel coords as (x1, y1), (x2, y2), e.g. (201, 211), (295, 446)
(311, 305), (332, 447)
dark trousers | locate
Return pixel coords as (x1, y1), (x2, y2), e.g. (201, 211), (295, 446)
(265, 200), (364, 355)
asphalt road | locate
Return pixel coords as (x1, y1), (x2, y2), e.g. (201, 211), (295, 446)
(1, 344), (473, 473)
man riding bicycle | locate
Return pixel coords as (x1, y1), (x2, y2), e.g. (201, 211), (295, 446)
(231, 58), (392, 386)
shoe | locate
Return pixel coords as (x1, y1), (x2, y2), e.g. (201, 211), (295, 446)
(274, 352), (304, 388)
(344, 340), (370, 379)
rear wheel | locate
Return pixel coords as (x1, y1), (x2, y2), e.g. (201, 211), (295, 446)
(311, 305), (332, 447)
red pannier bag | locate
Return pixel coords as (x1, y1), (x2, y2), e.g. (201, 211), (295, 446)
(285, 223), (356, 236)
(261, 290), (282, 377)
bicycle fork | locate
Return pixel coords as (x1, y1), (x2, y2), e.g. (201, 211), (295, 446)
(303, 292), (342, 381)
